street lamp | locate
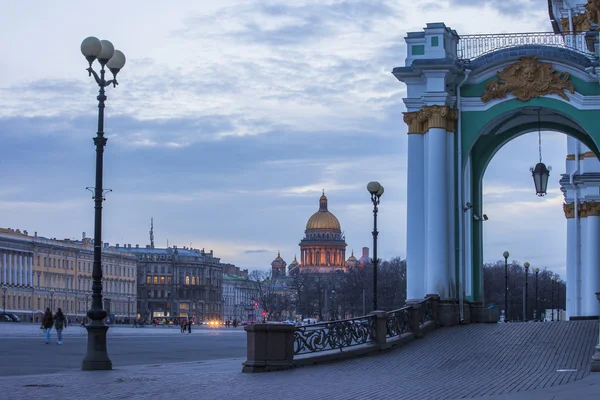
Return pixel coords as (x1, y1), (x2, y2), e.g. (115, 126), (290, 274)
(367, 181), (384, 311)
(80, 36), (126, 371)
(503, 251), (509, 322)
(524, 262), (530, 322)
(31, 287), (35, 322)
(127, 295), (132, 324)
(530, 109), (551, 197)
(1, 286), (7, 313)
(557, 279), (561, 321)
(50, 289), (55, 310)
(551, 276), (556, 321)
(534, 268), (540, 321)
(591, 292), (600, 372)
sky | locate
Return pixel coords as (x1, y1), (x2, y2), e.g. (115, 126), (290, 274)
(0, 0), (570, 278)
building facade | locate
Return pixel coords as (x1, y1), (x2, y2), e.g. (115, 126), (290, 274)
(222, 272), (260, 323)
(112, 244), (224, 322)
(0, 228), (137, 322)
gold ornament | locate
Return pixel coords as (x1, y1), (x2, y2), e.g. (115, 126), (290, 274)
(481, 57), (574, 103)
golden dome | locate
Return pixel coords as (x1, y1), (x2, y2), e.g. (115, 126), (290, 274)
(305, 191), (341, 230)
(347, 250), (358, 262)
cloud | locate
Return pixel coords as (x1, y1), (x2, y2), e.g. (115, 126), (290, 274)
(244, 249), (269, 254)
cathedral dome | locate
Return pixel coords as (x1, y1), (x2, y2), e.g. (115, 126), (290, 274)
(305, 191), (341, 231)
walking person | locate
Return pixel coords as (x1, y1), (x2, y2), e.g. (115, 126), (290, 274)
(54, 308), (66, 345)
(187, 319), (191, 334)
(41, 308), (54, 345)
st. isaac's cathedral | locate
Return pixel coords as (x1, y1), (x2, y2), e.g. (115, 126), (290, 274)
(270, 191), (370, 277)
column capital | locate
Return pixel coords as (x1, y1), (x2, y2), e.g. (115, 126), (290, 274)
(582, 200), (600, 217)
(563, 202), (575, 219)
(409, 105), (459, 133)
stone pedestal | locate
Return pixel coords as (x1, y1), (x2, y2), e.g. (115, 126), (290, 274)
(81, 323), (112, 371)
(371, 311), (389, 346)
(242, 323), (295, 373)
(437, 299), (459, 327)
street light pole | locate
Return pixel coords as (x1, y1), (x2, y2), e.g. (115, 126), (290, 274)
(80, 36), (125, 371)
(524, 262), (530, 322)
(551, 276), (556, 321)
(50, 289), (55, 310)
(557, 279), (561, 321)
(534, 268), (539, 321)
(367, 181), (384, 311)
(1, 286), (7, 313)
(503, 251), (509, 322)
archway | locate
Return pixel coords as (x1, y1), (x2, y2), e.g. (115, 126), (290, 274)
(394, 22), (600, 323)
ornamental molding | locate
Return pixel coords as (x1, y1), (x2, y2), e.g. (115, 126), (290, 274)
(481, 57), (575, 103)
(566, 200), (600, 218)
(403, 106), (458, 134)
(561, 1), (600, 32)
(566, 152), (598, 160)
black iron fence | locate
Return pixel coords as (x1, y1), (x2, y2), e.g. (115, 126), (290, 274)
(294, 315), (375, 355)
(386, 306), (412, 338)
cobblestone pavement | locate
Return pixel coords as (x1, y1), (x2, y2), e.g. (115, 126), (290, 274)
(1, 321), (598, 400)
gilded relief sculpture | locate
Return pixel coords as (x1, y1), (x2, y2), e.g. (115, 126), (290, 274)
(481, 56), (575, 103)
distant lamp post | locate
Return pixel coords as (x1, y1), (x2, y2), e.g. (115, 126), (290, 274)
(591, 292), (600, 372)
(534, 268), (540, 321)
(1, 286), (7, 313)
(80, 36), (126, 371)
(503, 251), (510, 322)
(551, 276), (556, 321)
(50, 289), (55, 310)
(367, 181), (384, 311)
(524, 262), (530, 322)
(530, 109), (551, 196)
(127, 295), (132, 324)
(557, 279), (561, 321)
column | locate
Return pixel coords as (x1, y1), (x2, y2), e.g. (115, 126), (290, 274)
(424, 106), (451, 298)
(29, 256), (33, 287)
(19, 254), (23, 286)
(404, 111), (426, 301)
(1, 251), (5, 284)
(8, 252), (12, 285)
(565, 202), (579, 318)
(584, 203), (600, 316)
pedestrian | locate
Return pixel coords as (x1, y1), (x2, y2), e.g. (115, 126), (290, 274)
(41, 308), (54, 344)
(54, 307), (66, 345)
(187, 319), (191, 334)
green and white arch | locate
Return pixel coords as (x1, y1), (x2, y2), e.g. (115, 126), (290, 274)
(394, 22), (600, 320)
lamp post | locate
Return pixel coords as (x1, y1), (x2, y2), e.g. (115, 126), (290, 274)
(367, 181), (384, 311)
(551, 276), (556, 321)
(127, 295), (132, 325)
(50, 289), (55, 310)
(31, 287), (35, 322)
(557, 279), (561, 321)
(503, 251), (509, 322)
(524, 262), (530, 322)
(534, 268), (540, 321)
(80, 36), (126, 371)
(1, 286), (7, 313)
(591, 292), (600, 372)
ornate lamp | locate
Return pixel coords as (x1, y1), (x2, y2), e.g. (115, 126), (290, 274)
(530, 109), (551, 196)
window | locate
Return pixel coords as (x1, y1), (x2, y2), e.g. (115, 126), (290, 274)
(167, 277), (172, 284)
(191, 276), (196, 285)
(153, 276), (158, 284)
(185, 276), (190, 285)
(160, 276), (165, 284)
(147, 276), (152, 284)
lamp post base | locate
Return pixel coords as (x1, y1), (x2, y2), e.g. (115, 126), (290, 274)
(592, 345), (600, 372)
(82, 323), (112, 371)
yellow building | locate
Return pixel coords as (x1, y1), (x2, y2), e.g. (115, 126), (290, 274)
(0, 228), (136, 322)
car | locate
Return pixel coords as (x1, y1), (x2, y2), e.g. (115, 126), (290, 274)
(0, 313), (20, 322)
(0, 315), (13, 322)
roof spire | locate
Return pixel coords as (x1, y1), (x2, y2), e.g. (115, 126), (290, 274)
(150, 217), (155, 249)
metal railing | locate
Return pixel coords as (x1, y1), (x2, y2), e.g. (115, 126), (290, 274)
(386, 306), (412, 338)
(294, 315), (375, 355)
(457, 31), (597, 61)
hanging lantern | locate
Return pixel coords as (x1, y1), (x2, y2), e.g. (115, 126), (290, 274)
(530, 109), (552, 197)
(530, 162), (550, 197)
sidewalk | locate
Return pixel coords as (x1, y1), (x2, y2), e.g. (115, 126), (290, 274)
(1, 322), (598, 400)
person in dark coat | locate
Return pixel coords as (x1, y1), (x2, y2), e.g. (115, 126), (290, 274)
(187, 319), (192, 334)
(54, 308), (66, 345)
(41, 308), (54, 344)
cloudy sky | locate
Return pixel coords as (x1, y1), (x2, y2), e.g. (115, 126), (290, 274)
(0, 0), (569, 277)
